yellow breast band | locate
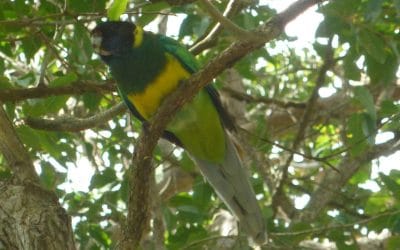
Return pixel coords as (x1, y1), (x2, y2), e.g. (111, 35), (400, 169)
(133, 26), (143, 48)
(127, 53), (191, 119)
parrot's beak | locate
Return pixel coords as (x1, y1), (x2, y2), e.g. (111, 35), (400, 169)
(91, 31), (112, 56)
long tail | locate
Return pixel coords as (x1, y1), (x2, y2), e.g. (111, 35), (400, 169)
(192, 135), (267, 245)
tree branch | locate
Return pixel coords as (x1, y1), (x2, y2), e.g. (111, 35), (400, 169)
(273, 37), (334, 215)
(295, 137), (400, 222)
(199, 0), (251, 39)
(190, 0), (245, 55)
(222, 87), (307, 109)
(0, 181), (76, 249)
(118, 0), (329, 248)
(25, 102), (127, 132)
(274, 209), (399, 237)
(0, 81), (115, 102)
(0, 104), (39, 182)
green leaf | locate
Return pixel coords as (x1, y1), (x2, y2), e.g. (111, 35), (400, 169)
(395, 0), (400, 15)
(107, 0), (128, 21)
(353, 86), (376, 120)
(389, 170), (400, 180)
(367, 212), (400, 231)
(315, 15), (350, 38)
(366, 53), (398, 85)
(379, 173), (400, 200)
(70, 24), (93, 65)
(358, 30), (386, 64)
(192, 181), (212, 210)
(137, 2), (169, 26)
(347, 113), (369, 155)
(90, 167), (117, 189)
(88, 224), (111, 247)
(343, 51), (361, 81)
(21, 36), (41, 61)
(349, 167), (370, 184)
(40, 161), (66, 189)
(380, 100), (399, 117)
(179, 14), (210, 39)
(278, 222), (312, 246)
(0, 76), (12, 89)
(365, 0), (383, 21)
(387, 236), (400, 250)
(51, 72), (78, 86)
(16, 72), (36, 87)
(365, 194), (390, 214)
(313, 42), (329, 58)
(69, 0), (106, 13)
(335, 240), (358, 250)
(22, 95), (68, 116)
(82, 93), (102, 111)
(361, 113), (376, 145)
(16, 126), (62, 157)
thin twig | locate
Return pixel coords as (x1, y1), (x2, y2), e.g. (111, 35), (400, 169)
(239, 127), (340, 171)
(274, 209), (400, 237)
(199, 0), (251, 39)
(0, 51), (32, 74)
(296, 136), (400, 223)
(273, 37), (334, 204)
(190, 0), (244, 55)
(37, 25), (66, 86)
(222, 87), (307, 109)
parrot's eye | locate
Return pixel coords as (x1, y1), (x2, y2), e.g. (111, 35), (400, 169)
(91, 31), (112, 56)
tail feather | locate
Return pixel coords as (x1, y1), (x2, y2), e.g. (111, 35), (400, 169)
(192, 135), (267, 245)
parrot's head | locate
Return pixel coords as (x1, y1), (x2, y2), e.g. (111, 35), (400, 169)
(91, 21), (137, 58)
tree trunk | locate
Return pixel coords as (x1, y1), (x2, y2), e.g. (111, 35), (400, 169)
(0, 180), (75, 250)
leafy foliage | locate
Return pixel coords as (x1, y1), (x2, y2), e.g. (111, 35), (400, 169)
(0, 0), (399, 249)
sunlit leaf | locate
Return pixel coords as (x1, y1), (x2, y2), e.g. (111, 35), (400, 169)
(107, 0), (128, 21)
(379, 173), (400, 200)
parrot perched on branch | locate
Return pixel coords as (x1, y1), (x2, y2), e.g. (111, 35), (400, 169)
(91, 21), (266, 244)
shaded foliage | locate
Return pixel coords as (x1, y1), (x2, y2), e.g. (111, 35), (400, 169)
(0, 0), (399, 249)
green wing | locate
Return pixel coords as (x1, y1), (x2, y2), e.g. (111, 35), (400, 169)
(159, 35), (199, 73)
(159, 35), (236, 131)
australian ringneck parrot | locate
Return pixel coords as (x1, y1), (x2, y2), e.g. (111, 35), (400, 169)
(91, 21), (266, 244)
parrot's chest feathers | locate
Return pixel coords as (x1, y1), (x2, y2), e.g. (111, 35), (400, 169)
(127, 53), (190, 119)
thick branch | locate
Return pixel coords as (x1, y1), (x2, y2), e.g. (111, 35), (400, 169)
(0, 81), (115, 102)
(0, 105), (76, 249)
(119, 0), (328, 248)
(0, 104), (38, 182)
(0, 182), (76, 249)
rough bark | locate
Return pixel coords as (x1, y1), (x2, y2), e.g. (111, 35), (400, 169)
(0, 105), (75, 249)
(0, 181), (75, 250)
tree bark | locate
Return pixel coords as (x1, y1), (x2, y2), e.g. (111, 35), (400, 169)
(0, 181), (75, 250)
(0, 104), (76, 249)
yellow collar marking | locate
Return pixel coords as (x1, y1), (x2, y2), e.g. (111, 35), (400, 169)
(133, 25), (143, 48)
(127, 53), (191, 119)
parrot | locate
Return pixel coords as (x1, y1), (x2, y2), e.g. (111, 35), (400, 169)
(91, 21), (266, 244)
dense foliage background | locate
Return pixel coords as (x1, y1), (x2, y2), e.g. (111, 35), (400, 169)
(1, 0), (400, 249)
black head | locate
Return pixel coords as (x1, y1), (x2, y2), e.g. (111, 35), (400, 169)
(91, 21), (136, 57)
